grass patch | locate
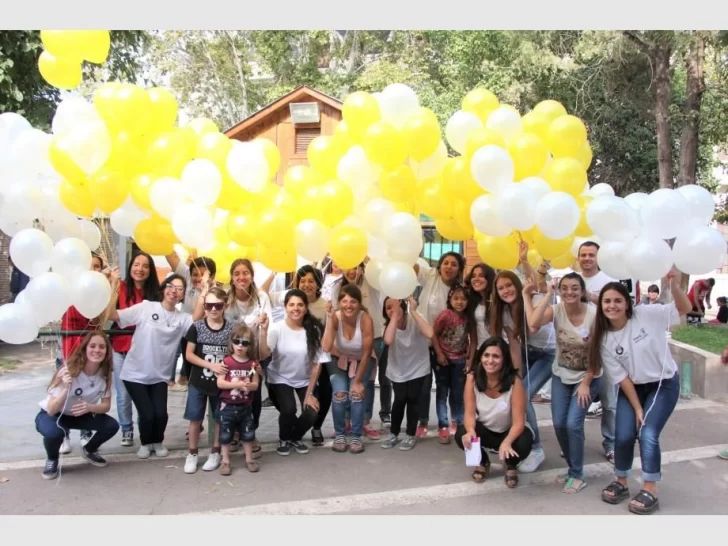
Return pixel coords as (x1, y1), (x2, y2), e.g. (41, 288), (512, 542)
(671, 326), (727, 355)
(0, 358), (21, 372)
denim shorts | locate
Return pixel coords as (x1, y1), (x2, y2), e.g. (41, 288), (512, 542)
(218, 402), (255, 444)
(183, 384), (220, 422)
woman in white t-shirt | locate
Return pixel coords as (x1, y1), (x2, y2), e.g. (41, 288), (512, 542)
(320, 258), (342, 302)
(380, 296), (433, 451)
(490, 270), (554, 473)
(35, 332), (119, 480)
(259, 289), (325, 457)
(107, 273), (201, 459)
(524, 273), (600, 494)
(464, 263), (497, 359)
(590, 271), (692, 515)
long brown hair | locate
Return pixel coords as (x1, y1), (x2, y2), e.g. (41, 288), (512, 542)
(587, 281), (634, 377)
(228, 259), (260, 308)
(50, 331), (113, 393)
(489, 271), (524, 343)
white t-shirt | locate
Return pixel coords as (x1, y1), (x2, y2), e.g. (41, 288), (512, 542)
(270, 290), (328, 324)
(503, 294), (555, 349)
(582, 271), (614, 299)
(385, 313), (431, 383)
(416, 265), (451, 346)
(601, 303), (680, 386)
(39, 370), (110, 416)
(474, 303), (490, 349)
(173, 262), (201, 314)
(266, 321), (325, 388)
(330, 279), (385, 339)
(321, 273), (341, 302)
(225, 291), (273, 329)
(117, 301), (194, 384)
(552, 302), (601, 384)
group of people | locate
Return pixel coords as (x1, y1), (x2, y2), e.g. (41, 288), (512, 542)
(33, 239), (727, 516)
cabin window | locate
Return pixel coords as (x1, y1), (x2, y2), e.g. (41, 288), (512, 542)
(295, 127), (321, 154)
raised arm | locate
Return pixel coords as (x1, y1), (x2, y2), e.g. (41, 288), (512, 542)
(523, 281), (555, 329)
(408, 296), (434, 339)
(321, 302), (338, 354)
(668, 269), (693, 316)
(105, 268), (121, 322)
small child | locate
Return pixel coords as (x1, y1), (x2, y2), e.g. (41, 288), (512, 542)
(711, 296), (727, 324)
(432, 284), (472, 445)
(217, 323), (261, 475)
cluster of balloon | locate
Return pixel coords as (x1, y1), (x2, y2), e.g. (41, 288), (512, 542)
(38, 30), (111, 90)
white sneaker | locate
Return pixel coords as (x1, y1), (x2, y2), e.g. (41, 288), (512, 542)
(184, 453), (198, 474)
(60, 437), (72, 455)
(518, 447), (545, 473)
(152, 443), (169, 457)
(202, 452), (221, 471)
(137, 444), (151, 459)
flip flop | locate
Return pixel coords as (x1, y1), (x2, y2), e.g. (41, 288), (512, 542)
(628, 490), (659, 515)
(562, 477), (588, 494)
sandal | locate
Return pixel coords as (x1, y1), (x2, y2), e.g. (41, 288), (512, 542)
(471, 464), (490, 483)
(601, 480), (630, 504)
(555, 473), (569, 485)
(562, 477), (588, 494)
(332, 435), (348, 453)
(245, 459), (260, 473)
(252, 439), (261, 453)
(504, 471), (519, 489)
(311, 429), (324, 447)
(628, 489), (659, 515)
(219, 462), (231, 476)
(229, 439), (239, 453)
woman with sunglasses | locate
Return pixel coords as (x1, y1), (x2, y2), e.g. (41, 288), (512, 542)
(106, 272), (205, 459)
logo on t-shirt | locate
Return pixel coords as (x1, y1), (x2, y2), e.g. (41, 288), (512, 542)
(74, 388), (83, 396)
(151, 313), (159, 322)
(633, 328), (648, 343)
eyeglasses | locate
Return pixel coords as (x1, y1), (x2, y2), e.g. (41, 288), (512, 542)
(204, 302), (224, 311)
(232, 338), (251, 347)
(165, 283), (185, 292)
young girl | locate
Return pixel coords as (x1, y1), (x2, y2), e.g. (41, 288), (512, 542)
(35, 332), (120, 480)
(380, 297), (433, 451)
(217, 323), (261, 476)
(593, 272), (692, 515)
(432, 284), (472, 445)
(183, 286), (232, 474)
(524, 273), (600, 494)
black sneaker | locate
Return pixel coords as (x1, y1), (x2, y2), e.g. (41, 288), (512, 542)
(290, 440), (310, 454)
(42, 459), (59, 480)
(277, 440), (291, 456)
(80, 431), (93, 446)
(262, 397), (274, 408)
(311, 429), (324, 447)
(81, 448), (108, 468)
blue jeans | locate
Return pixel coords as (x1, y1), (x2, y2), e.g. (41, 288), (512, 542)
(113, 351), (134, 433)
(35, 409), (119, 460)
(614, 374), (679, 483)
(551, 374), (603, 479)
(435, 358), (466, 428)
(599, 364), (617, 455)
(521, 345), (555, 450)
(218, 403), (255, 444)
(329, 358), (376, 439)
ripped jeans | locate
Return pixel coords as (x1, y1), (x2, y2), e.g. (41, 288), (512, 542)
(328, 358), (376, 439)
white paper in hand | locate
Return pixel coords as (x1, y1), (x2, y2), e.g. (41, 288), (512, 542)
(465, 437), (481, 467)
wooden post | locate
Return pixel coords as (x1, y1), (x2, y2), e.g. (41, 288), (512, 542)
(679, 361), (692, 399)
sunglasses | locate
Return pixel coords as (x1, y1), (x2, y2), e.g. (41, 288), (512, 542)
(232, 338), (251, 347)
(204, 302), (224, 311)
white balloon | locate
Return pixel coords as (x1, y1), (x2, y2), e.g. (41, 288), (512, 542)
(294, 219), (330, 262)
(485, 106), (523, 143)
(677, 184), (715, 225)
(77, 219), (101, 252)
(8, 129), (53, 179)
(388, 243), (421, 266)
(641, 188), (691, 240)
(58, 120), (112, 176)
(9, 228), (54, 277)
(0, 112), (32, 144)
(379, 83), (420, 129)
(367, 235), (389, 261)
(181, 159), (222, 207)
(360, 197), (396, 238)
(25, 272), (71, 325)
(226, 141), (269, 193)
(71, 271), (112, 319)
(364, 259), (385, 291)
(110, 198), (148, 237)
(172, 203), (214, 249)
(497, 183), (538, 231)
(0, 210), (34, 237)
(588, 183), (615, 199)
(150, 177), (185, 220)
(625, 235), (673, 281)
(51, 237), (92, 280)
(384, 213), (422, 250)
(597, 241), (631, 280)
(0, 303), (39, 344)
(520, 177), (551, 202)
(52, 96), (100, 135)
(379, 261), (418, 299)
(409, 141), (448, 180)
(536, 191), (580, 240)
(672, 225), (726, 275)
(586, 196), (640, 243)
(470, 145), (514, 194)
(445, 110), (482, 155)
(337, 146), (380, 189)
(470, 194), (511, 237)
(624, 192), (649, 210)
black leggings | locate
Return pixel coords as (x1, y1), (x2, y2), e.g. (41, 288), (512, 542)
(313, 362), (332, 430)
(454, 423), (533, 470)
(391, 375), (427, 437)
(267, 383), (317, 442)
(252, 357), (271, 430)
(123, 381), (168, 446)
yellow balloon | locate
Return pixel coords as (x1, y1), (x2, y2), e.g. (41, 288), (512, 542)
(527, 248), (543, 269)
(92, 82), (123, 133)
(392, 199), (417, 214)
(146, 131), (193, 178)
(196, 132), (232, 170)
(436, 217), (472, 241)
(417, 179), (454, 220)
(226, 211), (259, 247)
(258, 244), (297, 273)
(334, 120), (355, 147)
(134, 217), (177, 256)
(329, 226), (368, 270)
(401, 108), (440, 161)
(307, 135), (345, 179)
(442, 157), (483, 202)
(250, 182), (282, 210)
(464, 127), (505, 161)
(216, 174), (253, 211)
(521, 111), (550, 142)
(577, 141), (593, 170)
(379, 165), (417, 202)
(342, 91), (381, 141)
(104, 131), (147, 178)
(258, 208), (295, 249)
(38, 51), (82, 90)
(78, 30), (110, 64)
(254, 138), (281, 178)
(59, 181), (95, 217)
(113, 84), (153, 135)
(574, 196), (593, 237)
(305, 180), (354, 228)
(49, 135), (88, 187)
(533, 100), (568, 124)
(188, 117), (219, 136)
(462, 88), (500, 123)
(547, 115), (587, 158)
(284, 165), (322, 199)
(147, 87), (178, 133)
(41, 30), (109, 63)
(477, 235), (520, 269)
(453, 199), (474, 235)
(89, 169), (129, 213)
(508, 133), (549, 181)
(363, 121), (407, 170)
(533, 228), (574, 260)
(550, 252), (575, 269)
(130, 173), (155, 210)
(544, 157), (588, 197)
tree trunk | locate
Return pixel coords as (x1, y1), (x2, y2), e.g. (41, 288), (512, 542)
(202, 33), (237, 128)
(677, 33), (706, 188)
(225, 31), (250, 119)
(653, 43), (674, 189)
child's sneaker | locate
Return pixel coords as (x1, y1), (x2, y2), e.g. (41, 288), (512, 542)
(415, 423), (428, 438)
(203, 452), (221, 471)
(399, 435), (417, 451)
(438, 427), (451, 444)
(277, 440), (291, 456)
(363, 424), (380, 441)
(381, 433), (401, 449)
(184, 453), (198, 474)
(219, 461), (231, 476)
